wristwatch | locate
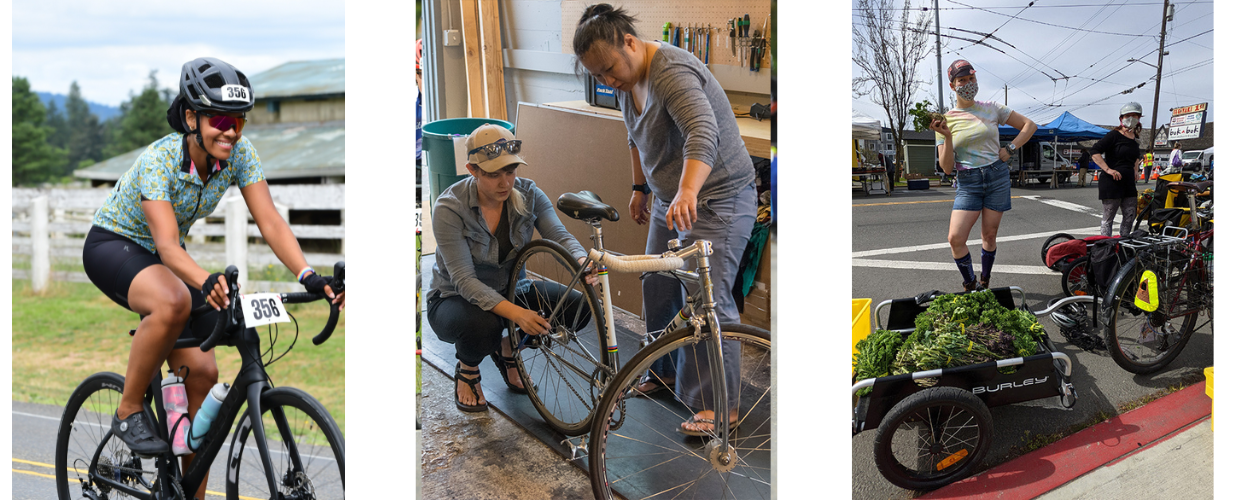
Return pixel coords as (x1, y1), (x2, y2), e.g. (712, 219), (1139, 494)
(1005, 143), (1017, 152)
(632, 184), (652, 195)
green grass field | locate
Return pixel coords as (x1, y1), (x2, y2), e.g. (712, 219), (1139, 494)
(12, 279), (346, 435)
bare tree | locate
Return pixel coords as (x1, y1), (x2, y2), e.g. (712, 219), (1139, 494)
(853, 0), (934, 177)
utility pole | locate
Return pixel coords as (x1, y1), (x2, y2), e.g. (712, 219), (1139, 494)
(1148, 0), (1171, 157)
(934, 0), (944, 112)
(1004, 84), (1008, 106)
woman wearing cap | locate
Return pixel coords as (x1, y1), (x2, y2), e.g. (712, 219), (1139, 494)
(1089, 103), (1145, 236)
(82, 57), (343, 499)
(572, 4), (757, 435)
(428, 124), (595, 412)
(931, 59), (1037, 291)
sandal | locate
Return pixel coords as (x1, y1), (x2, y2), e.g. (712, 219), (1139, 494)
(677, 413), (742, 437)
(454, 364), (488, 413)
(627, 375), (676, 399)
(490, 351), (527, 394)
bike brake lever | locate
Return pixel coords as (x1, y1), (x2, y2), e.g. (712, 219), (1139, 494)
(200, 265), (240, 352)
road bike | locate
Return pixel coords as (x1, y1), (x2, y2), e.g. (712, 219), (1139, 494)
(1102, 180), (1213, 374)
(505, 191), (771, 499)
(55, 263), (346, 500)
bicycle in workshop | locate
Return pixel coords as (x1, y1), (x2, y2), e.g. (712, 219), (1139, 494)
(504, 191), (772, 500)
(55, 263), (346, 500)
(1101, 180), (1213, 374)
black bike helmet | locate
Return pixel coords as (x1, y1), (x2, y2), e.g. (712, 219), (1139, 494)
(166, 57), (254, 133)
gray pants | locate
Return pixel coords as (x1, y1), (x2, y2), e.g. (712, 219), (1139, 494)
(643, 184), (756, 410)
(1101, 197), (1137, 237)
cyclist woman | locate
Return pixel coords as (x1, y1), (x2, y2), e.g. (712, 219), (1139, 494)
(573, 4), (757, 435)
(82, 57), (344, 500)
(1090, 102), (1145, 237)
(428, 123), (594, 412)
(931, 59), (1037, 291)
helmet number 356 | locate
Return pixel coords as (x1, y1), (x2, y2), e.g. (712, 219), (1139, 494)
(222, 85), (250, 102)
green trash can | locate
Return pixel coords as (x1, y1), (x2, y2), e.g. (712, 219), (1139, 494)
(422, 118), (515, 205)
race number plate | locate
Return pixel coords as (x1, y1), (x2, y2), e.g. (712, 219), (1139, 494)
(221, 84), (250, 102)
(242, 293), (291, 328)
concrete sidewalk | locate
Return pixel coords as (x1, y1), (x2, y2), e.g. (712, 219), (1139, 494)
(921, 383), (1213, 500)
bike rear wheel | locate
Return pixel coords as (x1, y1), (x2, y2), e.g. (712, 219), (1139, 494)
(588, 324), (772, 500)
(1061, 256), (1092, 297)
(225, 387), (345, 500)
(507, 239), (608, 436)
(56, 372), (169, 500)
(1104, 254), (1200, 374)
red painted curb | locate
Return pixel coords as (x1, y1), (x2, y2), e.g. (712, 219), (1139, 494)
(919, 383), (1210, 499)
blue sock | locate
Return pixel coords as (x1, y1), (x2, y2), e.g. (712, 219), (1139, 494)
(954, 253), (976, 284)
(981, 248), (997, 282)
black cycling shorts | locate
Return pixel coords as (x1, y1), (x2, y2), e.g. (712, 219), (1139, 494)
(82, 226), (204, 339)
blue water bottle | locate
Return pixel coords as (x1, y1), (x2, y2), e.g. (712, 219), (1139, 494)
(187, 382), (230, 450)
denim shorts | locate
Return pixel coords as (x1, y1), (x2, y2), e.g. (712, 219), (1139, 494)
(953, 160), (1012, 212)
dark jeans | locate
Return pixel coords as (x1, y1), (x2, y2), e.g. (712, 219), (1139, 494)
(427, 280), (591, 367)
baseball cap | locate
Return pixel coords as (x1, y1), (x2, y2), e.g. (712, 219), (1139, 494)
(466, 124), (527, 172)
(948, 59), (976, 81)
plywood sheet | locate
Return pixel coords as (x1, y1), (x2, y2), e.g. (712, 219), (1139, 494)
(514, 103), (648, 316)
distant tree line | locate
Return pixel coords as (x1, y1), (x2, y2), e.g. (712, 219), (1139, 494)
(12, 71), (174, 186)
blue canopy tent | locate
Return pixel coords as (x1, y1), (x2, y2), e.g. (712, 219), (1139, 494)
(998, 111), (1111, 140)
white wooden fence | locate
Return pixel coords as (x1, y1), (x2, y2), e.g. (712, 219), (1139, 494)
(14, 185), (345, 293)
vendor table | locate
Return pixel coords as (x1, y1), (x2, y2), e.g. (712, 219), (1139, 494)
(853, 167), (891, 196)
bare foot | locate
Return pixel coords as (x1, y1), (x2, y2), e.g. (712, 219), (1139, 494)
(680, 409), (740, 434)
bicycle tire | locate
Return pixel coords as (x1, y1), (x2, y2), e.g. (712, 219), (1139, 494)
(873, 386), (993, 491)
(1103, 254), (1200, 374)
(1041, 233), (1076, 270)
(56, 372), (166, 500)
(507, 239), (608, 436)
(225, 387), (345, 500)
(588, 324), (771, 500)
(1061, 256), (1092, 297)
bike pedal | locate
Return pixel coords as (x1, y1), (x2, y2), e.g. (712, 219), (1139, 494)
(561, 436), (588, 461)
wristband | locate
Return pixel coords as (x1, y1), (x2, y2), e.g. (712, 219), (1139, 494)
(632, 184), (651, 195)
(297, 267), (316, 283)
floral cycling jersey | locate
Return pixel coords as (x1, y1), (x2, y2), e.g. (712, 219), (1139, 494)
(92, 132), (266, 253)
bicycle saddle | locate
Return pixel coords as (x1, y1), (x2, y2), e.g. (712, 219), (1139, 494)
(1167, 180), (1213, 193)
(557, 191), (619, 222)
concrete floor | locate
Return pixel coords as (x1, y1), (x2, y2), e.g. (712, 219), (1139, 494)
(420, 359), (596, 499)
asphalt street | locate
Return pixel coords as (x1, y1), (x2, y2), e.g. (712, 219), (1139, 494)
(849, 181), (1213, 499)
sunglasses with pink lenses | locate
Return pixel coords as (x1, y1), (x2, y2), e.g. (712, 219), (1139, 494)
(204, 113), (246, 133)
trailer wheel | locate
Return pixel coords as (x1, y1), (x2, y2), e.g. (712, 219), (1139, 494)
(873, 387), (993, 491)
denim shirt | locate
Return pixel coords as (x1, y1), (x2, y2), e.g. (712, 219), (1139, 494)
(430, 176), (587, 311)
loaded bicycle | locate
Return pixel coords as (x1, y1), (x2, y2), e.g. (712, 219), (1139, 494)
(55, 263), (346, 500)
(505, 191), (772, 500)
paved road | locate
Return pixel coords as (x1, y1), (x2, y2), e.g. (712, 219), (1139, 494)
(850, 182), (1212, 499)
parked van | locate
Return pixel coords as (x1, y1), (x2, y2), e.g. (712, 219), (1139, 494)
(1181, 148), (1212, 173)
(1002, 141), (1073, 184)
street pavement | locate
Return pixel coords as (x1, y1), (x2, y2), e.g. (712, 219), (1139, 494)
(850, 180), (1213, 499)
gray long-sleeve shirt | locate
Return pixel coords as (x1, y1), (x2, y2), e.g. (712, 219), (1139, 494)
(430, 176), (586, 311)
(621, 43), (755, 203)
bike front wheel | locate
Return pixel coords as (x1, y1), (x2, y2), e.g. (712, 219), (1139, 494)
(1104, 254), (1200, 374)
(225, 387), (345, 500)
(56, 372), (166, 500)
(588, 324), (772, 500)
(507, 239), (608, 436)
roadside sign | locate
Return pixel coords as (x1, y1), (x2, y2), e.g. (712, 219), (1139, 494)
(1168, 102), (1208, 141)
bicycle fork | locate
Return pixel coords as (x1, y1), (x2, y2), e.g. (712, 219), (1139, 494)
(692, 241), (735, 466)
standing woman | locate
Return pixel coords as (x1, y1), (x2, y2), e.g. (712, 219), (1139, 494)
(573, 4), (757, 435)
(1090, 102), (1145, 237)
(83, 57), (343, 500)
(931, 59), (1037, 291)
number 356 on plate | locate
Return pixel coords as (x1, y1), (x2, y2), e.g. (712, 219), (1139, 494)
(242, 293), (291, 328)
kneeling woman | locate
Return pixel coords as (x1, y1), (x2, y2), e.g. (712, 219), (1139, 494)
(428, 124), (593, 412)
(83, 57), (343, 500)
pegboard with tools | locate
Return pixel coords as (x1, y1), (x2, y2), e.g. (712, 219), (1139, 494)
(560, 0), (771, 72)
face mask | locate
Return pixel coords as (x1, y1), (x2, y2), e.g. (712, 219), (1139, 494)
(1122, 116), (1139, 128)
(955, 81), (978, 101)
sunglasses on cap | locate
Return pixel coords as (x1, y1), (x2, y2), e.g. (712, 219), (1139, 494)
(202, 112), (246, 133)
(468, 139), (521, 160)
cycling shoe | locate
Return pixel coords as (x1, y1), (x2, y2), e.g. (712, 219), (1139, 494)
(112, 410), (169, 456)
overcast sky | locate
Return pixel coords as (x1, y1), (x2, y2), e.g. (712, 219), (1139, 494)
(12, 0), (345, 107)
(851, 0), (1214, 130)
